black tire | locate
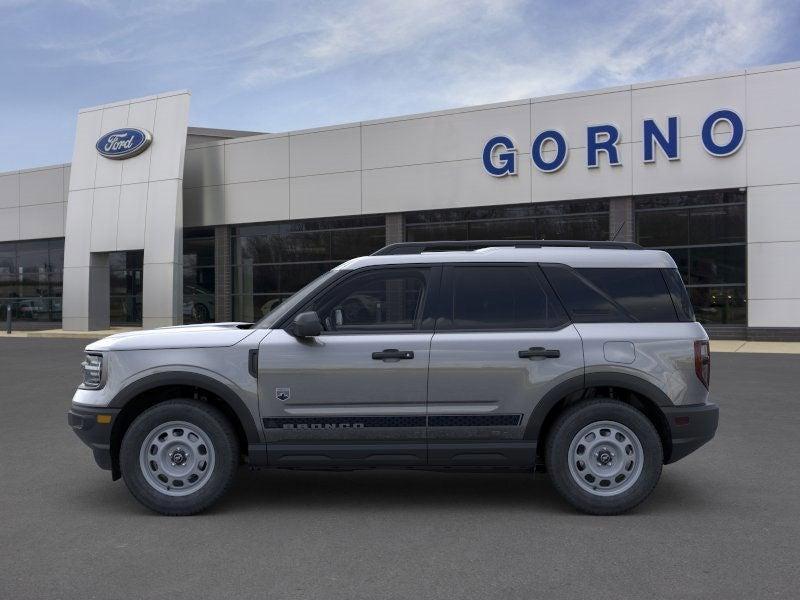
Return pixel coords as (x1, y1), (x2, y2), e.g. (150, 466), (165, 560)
(120, 400), (239, 515)
(545, 399), (663, 515)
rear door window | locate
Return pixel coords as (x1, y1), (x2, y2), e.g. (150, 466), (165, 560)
(442, 265), (567, 330)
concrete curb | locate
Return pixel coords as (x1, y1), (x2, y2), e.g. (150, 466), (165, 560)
(710, 340), (800, 354)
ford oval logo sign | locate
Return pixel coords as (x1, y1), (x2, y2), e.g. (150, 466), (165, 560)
(95, 128), (152, 160)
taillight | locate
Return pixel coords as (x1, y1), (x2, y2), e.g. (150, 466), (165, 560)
(694, 340), (710, 389)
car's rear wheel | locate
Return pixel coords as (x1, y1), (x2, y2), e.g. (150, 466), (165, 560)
(120, 400), (239, 515)
(546, 399), (662, 515)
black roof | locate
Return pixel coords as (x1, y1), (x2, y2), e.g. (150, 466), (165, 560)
(372, 240), (642, 256)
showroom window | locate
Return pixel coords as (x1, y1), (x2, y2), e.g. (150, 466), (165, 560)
(184, 228), (215, 324)
(231, 216), (386, 322)
(0, 238), (64, 325)
(635, 189), (746, 325)
(109, 251), (143, 325)
(405, 200), (610, 242)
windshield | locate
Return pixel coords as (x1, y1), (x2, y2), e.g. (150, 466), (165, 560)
(253, 269), (341, 329)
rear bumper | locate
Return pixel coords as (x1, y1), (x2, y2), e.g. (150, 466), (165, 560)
(663, 402), (719, 464)
(67, 405), (121, 471)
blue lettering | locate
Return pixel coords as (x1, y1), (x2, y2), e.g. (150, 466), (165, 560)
(702, 109), (745, 157)
(587, 124), (621, 168)
(531, 130), (568, 173)
(643, 116), (679, 162)
(482, 135), (517, 176)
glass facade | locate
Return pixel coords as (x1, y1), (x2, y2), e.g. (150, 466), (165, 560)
(0, 238), (64, 325)
(405, 200), (610, 241)
(0, 191), (748, 331)
(231, 216), (386, 322)
(184, 228), (216, 324)
(635, 189), (746, 325)
(109, 250), (143, 325)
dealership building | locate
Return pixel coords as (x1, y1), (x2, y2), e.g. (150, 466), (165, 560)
(1, 60), (799, 339)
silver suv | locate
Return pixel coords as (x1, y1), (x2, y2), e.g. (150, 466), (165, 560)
(68, 240), (718, 516)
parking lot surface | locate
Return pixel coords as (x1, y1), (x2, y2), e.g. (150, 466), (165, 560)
(0, 337), (798, 599)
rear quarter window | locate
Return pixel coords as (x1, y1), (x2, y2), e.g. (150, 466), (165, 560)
(577, 268), (679, 322)
(542, 265), (682, 323)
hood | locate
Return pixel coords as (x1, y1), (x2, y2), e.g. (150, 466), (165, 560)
(85, 322), (255, 352)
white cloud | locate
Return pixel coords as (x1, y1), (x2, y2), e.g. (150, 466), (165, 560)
(236, 0), (519, 88)
(432, 0), (783, 106)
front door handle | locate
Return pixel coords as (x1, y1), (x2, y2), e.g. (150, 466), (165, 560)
(372, 349), (414, 360)
(518, 347), (560, 359)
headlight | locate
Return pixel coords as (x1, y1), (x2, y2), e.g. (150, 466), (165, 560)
(81, 353), (103, 389)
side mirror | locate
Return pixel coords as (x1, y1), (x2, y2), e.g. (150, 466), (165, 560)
(290, 311), (323, 338)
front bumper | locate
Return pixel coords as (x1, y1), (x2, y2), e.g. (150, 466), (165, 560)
(663, 402), (719, 464)
(67, 405), (121, 471)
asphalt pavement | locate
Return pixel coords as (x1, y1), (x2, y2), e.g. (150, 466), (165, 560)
(0, 337), (798, 599)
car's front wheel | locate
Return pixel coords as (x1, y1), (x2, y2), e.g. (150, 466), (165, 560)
(120, 400), (239, 515)
(546, 399), (663, 515)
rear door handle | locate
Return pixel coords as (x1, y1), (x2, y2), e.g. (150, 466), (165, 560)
(372, 349), (414, 360)
(518, 347), (560, 359)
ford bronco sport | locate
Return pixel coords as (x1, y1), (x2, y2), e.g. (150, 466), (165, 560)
(68, 240), (718, 515)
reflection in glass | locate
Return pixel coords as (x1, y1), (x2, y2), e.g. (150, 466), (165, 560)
(635, 189), (746, 325)
(0, 239), (64, 324)
(231, 216), (386, 322)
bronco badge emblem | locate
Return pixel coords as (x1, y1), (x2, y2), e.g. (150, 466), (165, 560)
(275, 388), (290, 402)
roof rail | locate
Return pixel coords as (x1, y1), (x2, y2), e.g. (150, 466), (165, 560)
(372, 240), (642, 256)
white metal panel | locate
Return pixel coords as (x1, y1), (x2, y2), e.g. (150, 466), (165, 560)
(533, 90), (632, 147)
(63, 166), (70, 202)
(183, 185), (225, 227)
(748, 241), (800, 299)
(632, 139), (747, 195)
(19, 202), (64, 239)
(0, 207), (19, 241)
(63, 189), (93, 268)
(746, 67), (800, 130)
(747, 184), (800, 244)
(746, 126), (800, 186)
(225, 136), (289, 183)
(0, 173), (19, 209)
(184, 144), (224, 188)
(69, 109), (103, 191)
(225, 178), (290, 224)
(748, 299), (800, 327)
(290, 171), (361, 219)
(61, 266), (90, 319)
(121, 99), (157, 185)
(143, 178), (181, 264)
(142, 262), (182, 327)
(116, 183), (148, 250)
(363, 157), (531, 214)
(532, 144), (632, 202)
(94, 104), (129, 189)
(362, 103), (530, 169)
(19, 167), (63, 206)
(148, 93), (191, 182)
(89, 186), (120, 252)
(631, 75), (746, 141)
(290, 126), (360, 177)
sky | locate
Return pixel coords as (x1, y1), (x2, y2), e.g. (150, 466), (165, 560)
(0, 0), (798, 171)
